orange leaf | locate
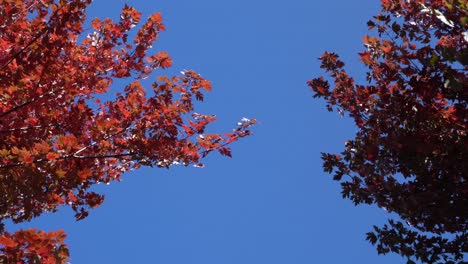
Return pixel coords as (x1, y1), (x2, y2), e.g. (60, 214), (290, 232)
(56, 169), (66, 178)
(23, 154), (34, 164)
(362, 35), (379, 45)
(46, 152), (59, 161)
(68, 192), (78, 203)
(0, 236), (17, 248)
(200, 79), (212, 91)
(78, 168), (92, 180)
(359, 52), (372, 65)
(150, 13), (163, 24)
(155, 51), (172, 68)
(145, 56), (154, 63)
(91, 18), (101, 30)
(380, 45), (392, 53)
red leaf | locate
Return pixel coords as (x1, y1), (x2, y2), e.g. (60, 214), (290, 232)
(359, 52), (372, 65)
(219, 147), (232, 157)
(0, 236), (17, 248)
(46, 152), (59, 161)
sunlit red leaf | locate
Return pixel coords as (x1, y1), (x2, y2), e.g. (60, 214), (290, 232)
(46, 152), (59, 161)
(359, 51), (372, 65)
(0, 236), (17, 248)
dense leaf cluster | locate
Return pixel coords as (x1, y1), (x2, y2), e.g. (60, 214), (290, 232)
(0, 0), (254, 262)
(309, 0), (467, 263)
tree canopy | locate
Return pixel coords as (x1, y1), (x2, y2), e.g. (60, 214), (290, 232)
(0, 1), (254, 262)
(309, 0), (467, 263)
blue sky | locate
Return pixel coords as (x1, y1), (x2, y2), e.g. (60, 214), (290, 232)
(8, 1), (408, 263)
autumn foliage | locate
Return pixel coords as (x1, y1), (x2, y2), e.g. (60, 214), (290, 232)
(0, 0), (254, 262)
(309, 0), (466, 263)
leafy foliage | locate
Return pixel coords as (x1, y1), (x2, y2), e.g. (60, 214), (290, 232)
(0, 0), (255, 262)
(308, 0), (467, 263)
(0, 229), (68, 264)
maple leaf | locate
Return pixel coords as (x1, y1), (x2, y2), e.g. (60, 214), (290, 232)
(46, 152), (59, 161)
(359, 51), (372, 65)
(218, 147), (232, 157)
(0, 236), (17, 248)
(78, 168), (92, 180)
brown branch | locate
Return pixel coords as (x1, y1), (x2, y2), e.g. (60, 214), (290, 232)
(0, 152), (141, 170)
(0, 88), (63, 119)
(0, 123), (57, 133)
(71, 152), (140, 160)
(0, 2), (65, 72)
(0, 27), (49, 72)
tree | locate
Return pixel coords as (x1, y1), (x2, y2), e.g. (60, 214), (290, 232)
(308, 0), (466, 263)
(0, 0), (255, 262)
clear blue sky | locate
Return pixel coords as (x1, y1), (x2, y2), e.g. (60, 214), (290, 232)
(8, 1), (408, 263)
